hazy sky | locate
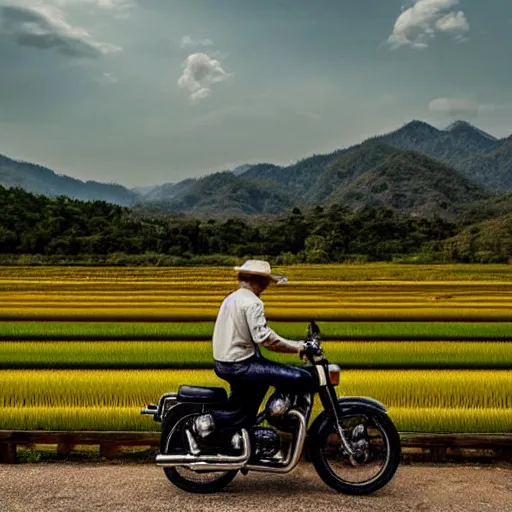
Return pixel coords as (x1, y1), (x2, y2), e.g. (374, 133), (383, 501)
(1, 0), (511, 187)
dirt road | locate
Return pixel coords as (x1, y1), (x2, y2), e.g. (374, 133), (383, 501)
(1, 462), (511, 512)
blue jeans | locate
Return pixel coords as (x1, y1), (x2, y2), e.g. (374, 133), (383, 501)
(213, 352), (314, 427)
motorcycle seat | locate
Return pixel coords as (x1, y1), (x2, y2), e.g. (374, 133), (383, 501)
(177, 385), (228, 403)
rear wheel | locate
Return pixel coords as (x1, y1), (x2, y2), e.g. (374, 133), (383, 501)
(308, 410), (400, 495)
(160, 413), (239, 494)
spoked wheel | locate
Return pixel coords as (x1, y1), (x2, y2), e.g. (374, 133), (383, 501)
(160, 414), (239, 494)
(309, 411), (400, 495)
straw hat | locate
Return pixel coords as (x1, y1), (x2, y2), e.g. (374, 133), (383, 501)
(234, 260), (288, 284)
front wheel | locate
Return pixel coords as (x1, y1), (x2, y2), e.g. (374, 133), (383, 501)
(308, 410), (400, 495)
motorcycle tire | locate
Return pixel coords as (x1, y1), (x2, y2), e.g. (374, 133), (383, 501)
(308, 409), (401, 496)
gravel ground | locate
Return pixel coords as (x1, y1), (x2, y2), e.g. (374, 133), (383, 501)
(1, 462), (511, 512)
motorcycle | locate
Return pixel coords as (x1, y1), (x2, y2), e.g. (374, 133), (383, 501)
(141, 320), (401, 495)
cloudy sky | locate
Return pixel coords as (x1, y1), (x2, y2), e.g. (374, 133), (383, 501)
(1, 0), (511, 187)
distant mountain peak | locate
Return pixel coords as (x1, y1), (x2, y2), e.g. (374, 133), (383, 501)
(406, 120), (437, 129)
(445, 120), (497, 141)
(387, 120), (441, 139)
(446, 120), (473, 130)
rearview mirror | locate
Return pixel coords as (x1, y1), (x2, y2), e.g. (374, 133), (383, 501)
(308, 320), (320, 337)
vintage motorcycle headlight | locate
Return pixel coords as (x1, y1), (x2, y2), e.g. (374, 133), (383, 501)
(328, 364), (341, 386)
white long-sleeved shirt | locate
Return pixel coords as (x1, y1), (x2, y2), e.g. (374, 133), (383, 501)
(212, 284), (305, 362)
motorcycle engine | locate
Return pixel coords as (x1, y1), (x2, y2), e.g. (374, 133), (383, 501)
(266, 393), (292, 418)
(250, 427), (281, 459)
(265, 392), (307, 433)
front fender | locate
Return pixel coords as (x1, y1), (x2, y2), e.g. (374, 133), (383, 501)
(338, 396), (387, 413)
(307, 396), (387, 438)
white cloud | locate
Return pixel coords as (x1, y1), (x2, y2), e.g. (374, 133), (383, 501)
(51, 0), (134, 18)
(429, 98), (495, 117)
(387, 0), (470, 49)
(0, 3), (123, 57)
(9, 0), (134, 12)
(190, 87), (212, 102)
(180, 35), (214, 49)
(178, 52), (230, 104)
(86, 0), (133, 8)
(436, 11), (469, 32)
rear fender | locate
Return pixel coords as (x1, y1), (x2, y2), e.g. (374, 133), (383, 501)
(161, 402), (207, 428)
(160, 402), (208, 453)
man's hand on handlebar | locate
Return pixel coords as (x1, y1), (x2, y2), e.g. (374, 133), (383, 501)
(300, 339), (323, 360)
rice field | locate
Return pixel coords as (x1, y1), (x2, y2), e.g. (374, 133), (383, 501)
(1, 264), (512, 434)
(3, 369), (511, 409)
(0, 370), (511, 432)
(3, 306), (512, 322)
(2, 341), (512, 369)
(1, 321), (511, 341)
(0, 262), (511, 281)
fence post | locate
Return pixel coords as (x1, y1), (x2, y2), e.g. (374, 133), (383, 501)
(0, 443), (17, 464)
(99, 443), (122, 459)
(57, 442), (76, 457)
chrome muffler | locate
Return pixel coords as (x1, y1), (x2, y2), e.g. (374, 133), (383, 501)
(155, 429), (251, 470)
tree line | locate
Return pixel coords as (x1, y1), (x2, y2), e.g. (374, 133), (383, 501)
(0, 185), (503, 265)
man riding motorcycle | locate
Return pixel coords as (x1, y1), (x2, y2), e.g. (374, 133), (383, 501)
(144, 260), (401, 496)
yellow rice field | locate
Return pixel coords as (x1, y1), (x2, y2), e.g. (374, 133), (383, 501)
(0, 370), (511, 432)
(2, 306), (512, 322)
(0, 264), (511, 434)
(1, 369), (510, 410)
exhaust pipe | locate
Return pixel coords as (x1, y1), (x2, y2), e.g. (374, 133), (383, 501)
(245, 409), (307, 473)
(181, 462), (249, 472)
(156, 429), (251, 470)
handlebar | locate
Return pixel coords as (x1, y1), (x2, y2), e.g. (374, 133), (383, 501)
(300, 339), (324, 362)
(299, 320), (324, 362)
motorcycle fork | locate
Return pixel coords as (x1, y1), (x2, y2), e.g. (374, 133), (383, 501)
(316, 363), (355, 456)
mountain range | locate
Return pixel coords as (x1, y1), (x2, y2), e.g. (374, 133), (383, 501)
(1, 119), (511, 219)
(0, 154), (139, 206)
(378, 120), (511, 192)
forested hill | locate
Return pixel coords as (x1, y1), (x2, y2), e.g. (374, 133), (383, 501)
(301, 141), (490, 220)
(1, 184), (508, 264)
(142, 141), (490, 219)
(379, 120), (512, 192)
(380, 120), (499, 167)
(0, 153), (138, 206)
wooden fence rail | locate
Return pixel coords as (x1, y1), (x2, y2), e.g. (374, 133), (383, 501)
(0, 430), (160, 464)
(1, 431), (512, 464)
